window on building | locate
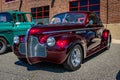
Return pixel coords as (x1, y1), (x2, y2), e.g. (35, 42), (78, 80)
(5, 0), (14, 2)
(31, 6), (49, 25)
(69, 0), (100, 16)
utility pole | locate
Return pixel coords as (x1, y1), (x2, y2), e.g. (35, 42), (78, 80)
(19, 0), (22, 11)
(51, 0), (55, 8)
(106, 0), (109, 27)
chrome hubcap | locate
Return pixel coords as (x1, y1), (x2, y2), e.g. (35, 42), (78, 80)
(71, 47), (81, 67)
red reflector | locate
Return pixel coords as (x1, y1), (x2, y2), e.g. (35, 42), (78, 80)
(19, 36), (24, 42)
(29, 29), (40, 34)
(57, 40), (67, 48)
(20, 37), (23, 42)
(103, 31), (108, 38)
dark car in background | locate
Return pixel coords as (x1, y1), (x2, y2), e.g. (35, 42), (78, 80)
(13, 11), (111, 71)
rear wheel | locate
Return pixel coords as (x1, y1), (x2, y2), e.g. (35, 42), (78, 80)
(63, 45), (83, 71)
(0, 38), (7, 54)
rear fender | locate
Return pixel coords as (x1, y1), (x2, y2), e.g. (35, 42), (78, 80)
(102, 29), (111, 41)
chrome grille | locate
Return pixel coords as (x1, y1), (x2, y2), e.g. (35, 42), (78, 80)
(27, 36), (46, 57)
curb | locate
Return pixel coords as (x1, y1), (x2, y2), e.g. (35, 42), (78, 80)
(112, 39), (120, 44)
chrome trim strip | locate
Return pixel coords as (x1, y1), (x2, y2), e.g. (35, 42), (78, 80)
(79, 40), (87, 58)
(82, 40), (87, 59)
(25, 29), (32, 64)
(43, 27), (102, 34)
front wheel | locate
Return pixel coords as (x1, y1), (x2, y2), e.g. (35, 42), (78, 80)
(0, 38), (7, 54)
(63, 45), (83, 71)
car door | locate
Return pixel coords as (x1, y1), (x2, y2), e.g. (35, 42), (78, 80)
(85, 13), (103, 56)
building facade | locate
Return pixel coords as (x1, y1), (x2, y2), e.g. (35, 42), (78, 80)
(0, 0), (120, 39)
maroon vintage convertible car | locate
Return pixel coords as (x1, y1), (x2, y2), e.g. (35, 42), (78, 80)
(13, 11), (111, 71)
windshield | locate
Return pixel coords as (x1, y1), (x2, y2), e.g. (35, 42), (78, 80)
(50, 13), (86, 24)
(0, 13), (12, 22)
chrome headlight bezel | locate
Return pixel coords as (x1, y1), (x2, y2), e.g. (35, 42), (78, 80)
(14, 36), (19, 44)
(47, 36), (56, 47)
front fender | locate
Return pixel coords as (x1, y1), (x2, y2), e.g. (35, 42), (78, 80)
(0, 34), (11, 45)
(54, 34), (86, 58)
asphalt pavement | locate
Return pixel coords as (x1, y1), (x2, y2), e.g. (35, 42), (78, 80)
(0, 39), (120, 80)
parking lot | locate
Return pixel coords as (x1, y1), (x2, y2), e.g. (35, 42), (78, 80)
(0, 39), (120, 80)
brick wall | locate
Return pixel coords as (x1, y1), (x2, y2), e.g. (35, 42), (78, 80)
(0, 0), (119, 24)
(0, 0), (20, 11)
(27, 0), (76, 20)
(0, 0), (120, 39)
(108, 0), (120, 23)
(100, 0), (120, 24)
(0, 0), (1, 11)
(50, 0), (69, 20)
(100, 0), (107, 24)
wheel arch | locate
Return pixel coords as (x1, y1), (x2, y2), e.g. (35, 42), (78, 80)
(0, 36), (8, 54)
(66, 39), (86, 63)
(0, 35), (10, 45)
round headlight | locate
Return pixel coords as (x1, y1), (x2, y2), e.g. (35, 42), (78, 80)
(47, 36), (55, 47)
(14, 36), (19, 44)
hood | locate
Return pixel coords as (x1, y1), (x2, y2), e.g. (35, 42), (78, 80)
(28, 23), (86, 35)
